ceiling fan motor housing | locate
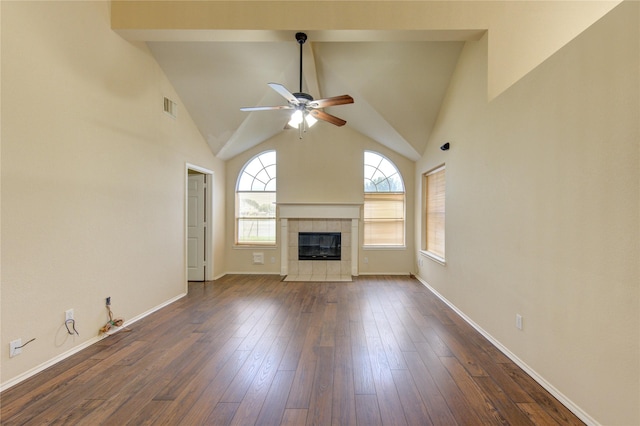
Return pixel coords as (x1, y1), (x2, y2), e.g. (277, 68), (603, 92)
(293, 92), (313, 103)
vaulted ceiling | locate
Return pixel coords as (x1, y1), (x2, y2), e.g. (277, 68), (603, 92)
(112, 1), (621, 161)
(148, 35), (466, 160)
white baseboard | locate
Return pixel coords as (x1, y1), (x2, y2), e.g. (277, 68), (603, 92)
(120, 292), (186, 329)
(0, 292), (186, 392)
(0, 336), (103, 392)
(415, 276), (599, 426)
(223, 271), (281, 276)
(357, 272), (412, 276)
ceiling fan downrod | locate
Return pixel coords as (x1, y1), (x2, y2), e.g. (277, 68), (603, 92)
(295, 32), (307, 94)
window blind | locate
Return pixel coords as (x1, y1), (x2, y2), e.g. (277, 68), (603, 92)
(425, 168), (445, 258)
(364, 192), (405, 246)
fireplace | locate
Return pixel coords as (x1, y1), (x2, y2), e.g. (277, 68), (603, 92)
(277, 203), (362, 277)
(298, 232), (341, 260)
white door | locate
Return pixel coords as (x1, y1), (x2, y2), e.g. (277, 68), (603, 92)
(187, 174), (206, 281)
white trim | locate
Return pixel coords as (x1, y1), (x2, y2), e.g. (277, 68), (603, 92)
(351, 218), (359, 276)
(280, 219), (289, 275)
(186, 163), (213, 176)
(0, 293), (186, 392)
(232, 245), (278, 250)
(414, 276), (599, 426)
(358, 272), (412, 276)
(277, 203), (361, 219)
(185, 163), (215, 285)
(424, 163), (446, 176)
(0, 338), (101, 392)
(224, 271), (282, 276)
(363, 245), (407, 250)
(420, 250), (446, 265)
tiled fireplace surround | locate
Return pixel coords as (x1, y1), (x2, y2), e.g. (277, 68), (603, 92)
(278, 203), (360, 280)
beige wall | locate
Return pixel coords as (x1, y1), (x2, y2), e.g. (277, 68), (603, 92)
(2, 1), (637, 423)
(1, 1), (224, 386)
(415, 3), (639, 425)
(224, 125), (415, 275)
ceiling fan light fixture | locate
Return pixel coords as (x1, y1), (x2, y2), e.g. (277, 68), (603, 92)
(288, 109), (317, 130)
(305, 112), (317, 127)
(288, 110), (303, 128)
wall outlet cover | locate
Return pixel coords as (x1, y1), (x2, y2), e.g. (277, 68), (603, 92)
(10, 339), (22, 357)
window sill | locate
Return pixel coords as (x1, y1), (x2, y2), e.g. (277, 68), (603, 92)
(420, 250), (446, 266)
(234, 244), (278, 250)
(363, 245), (406, 250)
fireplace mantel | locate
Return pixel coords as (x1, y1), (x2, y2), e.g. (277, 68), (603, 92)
(277, 203), (361, 219)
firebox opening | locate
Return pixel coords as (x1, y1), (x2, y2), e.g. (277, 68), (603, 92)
(298, 232), (341, 261)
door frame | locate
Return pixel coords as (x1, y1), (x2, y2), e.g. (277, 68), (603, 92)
(185, 163), (214, 288)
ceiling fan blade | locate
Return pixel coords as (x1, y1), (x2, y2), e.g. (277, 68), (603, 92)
(268, 83), (299, 105)
(309, 110), (347, 127)
(240, 105), (293, 111)
(309, 95), (354, 109)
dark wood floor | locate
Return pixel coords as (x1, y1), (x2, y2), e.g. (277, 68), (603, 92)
(1, 275), (583, 425)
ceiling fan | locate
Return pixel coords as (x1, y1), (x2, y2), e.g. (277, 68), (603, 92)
(241, 32), (354, 138)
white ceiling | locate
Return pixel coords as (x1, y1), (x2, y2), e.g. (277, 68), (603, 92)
(148, 34), (465, 161)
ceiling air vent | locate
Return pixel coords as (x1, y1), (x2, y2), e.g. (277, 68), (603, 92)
(163, 97), (177, 118)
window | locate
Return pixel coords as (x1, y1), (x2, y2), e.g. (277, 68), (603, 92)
(363, 151), (405, 246)
(236, 151), (276, 245)
(424, 166), (445, 260)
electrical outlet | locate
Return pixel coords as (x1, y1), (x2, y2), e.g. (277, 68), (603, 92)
(516, 314), (523, 330)
(364, 257), (369, 264)
(10, 339), (22, 357)
(65, 309), (74, 321)
(106, 297), (111, 306)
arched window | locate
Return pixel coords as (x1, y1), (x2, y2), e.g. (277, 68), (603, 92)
(236, 151), (276, 245)
(364, 151), (405, 246)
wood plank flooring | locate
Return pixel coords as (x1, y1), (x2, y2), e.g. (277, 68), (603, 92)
(0, 275), (584, 425)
